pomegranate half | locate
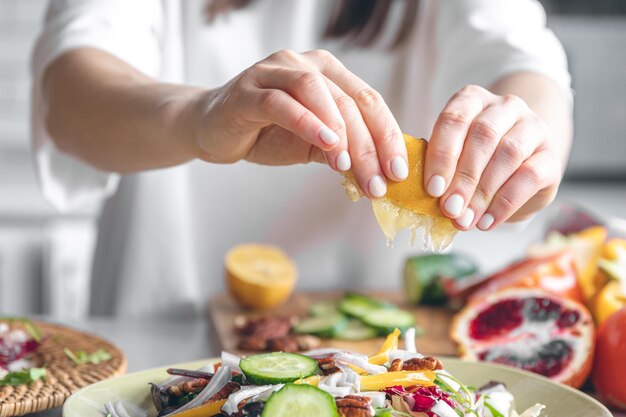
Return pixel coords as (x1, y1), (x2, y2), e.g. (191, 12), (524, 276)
(451, 288), (595, 388)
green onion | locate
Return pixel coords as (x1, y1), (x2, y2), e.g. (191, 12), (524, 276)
(0, 368), (47, 386)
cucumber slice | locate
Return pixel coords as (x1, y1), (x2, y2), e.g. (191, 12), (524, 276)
(361, 308), (417, 335)
(309, 301), (339, 317)
(404, 253), (478, 305)
(262, 384), (339, 417)
(334, 319), (378, 341)
(240, 352), (319, 385)
(293, 314), (347, 338)
(339, 293), (387, 318)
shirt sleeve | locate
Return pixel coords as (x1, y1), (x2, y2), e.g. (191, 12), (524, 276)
(432, 0), (572, 113)
(31, 0), (164, 211)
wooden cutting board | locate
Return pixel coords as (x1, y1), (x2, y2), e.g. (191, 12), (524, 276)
(208, 290), (458, 357)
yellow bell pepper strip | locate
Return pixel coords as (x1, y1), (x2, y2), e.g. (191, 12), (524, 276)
(173, 399), (227, 417)
(360, 371), (435, 391)
(294, 375), (320, 386)
(593, 281), (626, 325)
(369, 328), (401, 365)
(591, 239), (626, 325)
(574, 226), (609, 301)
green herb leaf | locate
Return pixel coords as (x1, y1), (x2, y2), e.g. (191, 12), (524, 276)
(64, 348), (112, 365)
(0, 368), (47, 386)
(374, 407), (413, 417)
(485, 401), (506, 417)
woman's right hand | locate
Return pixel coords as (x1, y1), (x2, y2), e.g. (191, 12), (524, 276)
(190, 49), (408, 198)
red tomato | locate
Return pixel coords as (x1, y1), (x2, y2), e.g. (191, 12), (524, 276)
(593, 307), (626, 410)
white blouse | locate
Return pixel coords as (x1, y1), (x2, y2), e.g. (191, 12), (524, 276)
(31, 0), (571, 317)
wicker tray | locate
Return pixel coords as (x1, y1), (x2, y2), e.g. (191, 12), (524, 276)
(0, 321), (127, 417)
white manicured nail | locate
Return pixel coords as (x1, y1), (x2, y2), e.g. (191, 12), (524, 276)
(336, 151), (351, 171)
(319, 126), (339, 146)
(477, 213), (495, 230)
(427, 175), (446, 197)
(444, 194), (464, 217)
(456, 208), (475, 228)
(368, 175), (387, 198)
(390, 156), (409, 180)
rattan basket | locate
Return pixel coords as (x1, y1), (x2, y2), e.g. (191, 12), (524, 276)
(0, 321), (127, 417)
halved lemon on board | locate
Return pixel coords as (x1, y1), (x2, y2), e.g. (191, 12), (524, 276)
(225, 243), (297, 309)
(342, 134), (456, 252)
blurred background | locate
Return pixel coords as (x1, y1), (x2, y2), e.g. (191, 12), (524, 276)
(1, 0), (625, 319)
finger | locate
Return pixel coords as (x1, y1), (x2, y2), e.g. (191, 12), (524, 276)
(476, 150), (560, 231)
(304, 49), (407, 182)
(442, 94), (526, 222)
(254, 66), (348, 165)
(460, 117), (545, 230)
(424, 85), (489, 202)
(248, 88), (338, 152)
(324, 78), (387, 198)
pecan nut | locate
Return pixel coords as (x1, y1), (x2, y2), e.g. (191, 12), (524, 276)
(402, 356), (444, 372)
(266, 336), (300, 353)
(316, 356), (340, 375)
(336, 395), (373, 417)
(167, 378), (209, 397)
(206, 382), (240, 404)
(388, 358), (403, 372)
(238, 336), (268, 352)
(234, 316), (292, 340)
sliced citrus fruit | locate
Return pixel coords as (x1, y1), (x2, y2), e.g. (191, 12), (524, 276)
(528, 226), (607, 301)
(342, 134), (456, 251)
(225, 243), (297, 309)
(451, 288), (595, 388)
(468, 250), (584, 304)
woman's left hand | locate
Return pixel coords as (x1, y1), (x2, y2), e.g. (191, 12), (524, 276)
(424, 84), (562, 231)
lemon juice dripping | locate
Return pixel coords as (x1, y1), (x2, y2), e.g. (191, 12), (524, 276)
(342, 176), (457, 252)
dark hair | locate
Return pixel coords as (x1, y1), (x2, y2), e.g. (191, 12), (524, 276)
(205, 0), (419, 49)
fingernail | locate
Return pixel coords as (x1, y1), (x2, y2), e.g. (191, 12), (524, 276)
(477, 213), (495, 230)
(319, 126), (339, 146)
(336, 150), (351, 171)
(427, 175), (446, 197)
(390, 156), (409, 180)
(444, 194), (464, 217)
(368, 175), (387, 198)
(456, 208), (475, 228)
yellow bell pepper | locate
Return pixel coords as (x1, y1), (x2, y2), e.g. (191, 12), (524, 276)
(173, 399), (227, 417)
(294, 375), (320, 386)
(591, 238), (626, 325)
(369, 328), (401, 365)
(360, 371), (435, 391)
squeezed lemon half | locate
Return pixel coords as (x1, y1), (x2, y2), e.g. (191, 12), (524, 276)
(342, 134), (457, 252)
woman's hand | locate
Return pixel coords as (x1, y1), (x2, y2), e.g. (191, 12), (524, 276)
(424, 84), (563, 231)
(191, 49), (408, 198)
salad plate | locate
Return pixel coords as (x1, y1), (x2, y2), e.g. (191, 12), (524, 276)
(63, 345), (611, 417)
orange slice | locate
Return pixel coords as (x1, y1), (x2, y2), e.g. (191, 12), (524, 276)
(342, 134), (456, 251)
(225, 243), (297, 309)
